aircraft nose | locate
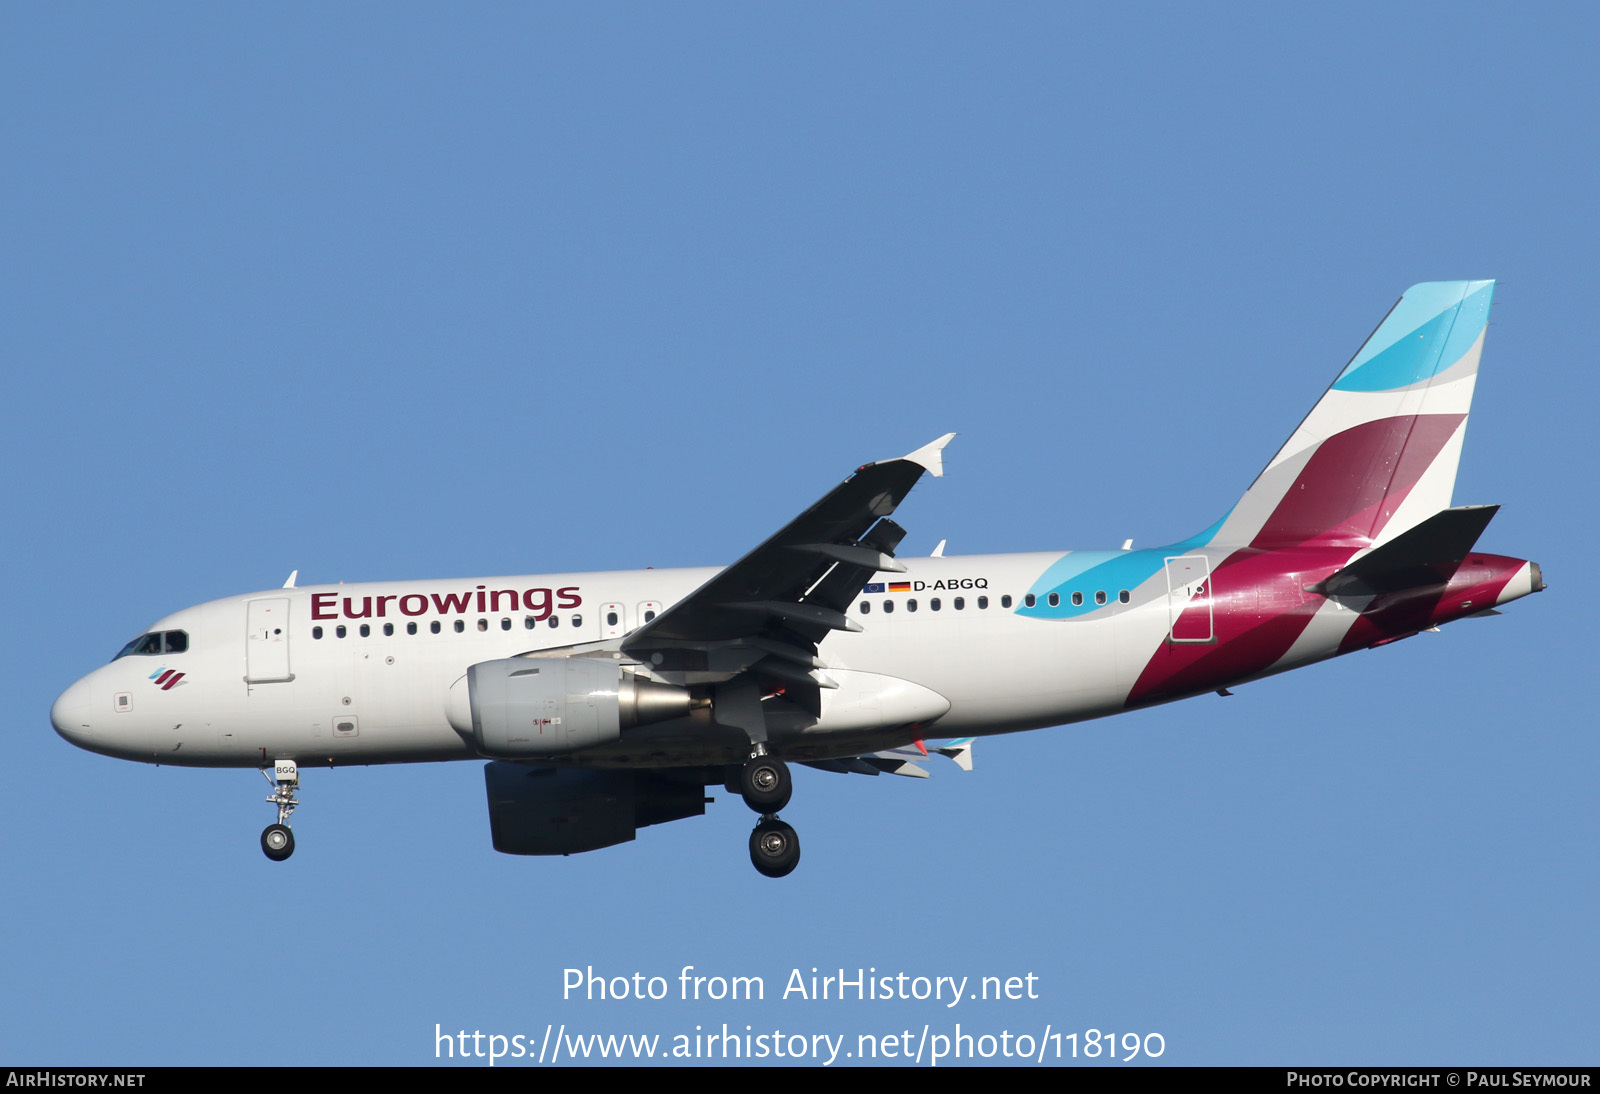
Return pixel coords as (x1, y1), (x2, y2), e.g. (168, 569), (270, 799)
(51, 676), (100, 748)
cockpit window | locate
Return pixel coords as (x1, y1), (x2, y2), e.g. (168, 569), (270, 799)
(113, 631), (189, 660)
(114, 634), (162, 659)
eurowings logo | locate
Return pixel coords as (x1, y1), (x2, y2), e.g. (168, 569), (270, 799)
(149, 668), (186, 690)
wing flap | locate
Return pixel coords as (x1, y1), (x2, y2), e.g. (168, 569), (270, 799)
(800, 738), (975, 779)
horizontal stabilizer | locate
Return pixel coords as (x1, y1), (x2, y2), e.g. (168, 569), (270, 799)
(1310, 505), (1499, 598)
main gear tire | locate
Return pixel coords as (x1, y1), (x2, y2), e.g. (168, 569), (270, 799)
(738, 756), (791, 814)
(749, 818), (800, 878)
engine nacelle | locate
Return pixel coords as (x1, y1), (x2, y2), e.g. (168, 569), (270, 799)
(484, 762), (708, 855)
(454, 657), (691, 758)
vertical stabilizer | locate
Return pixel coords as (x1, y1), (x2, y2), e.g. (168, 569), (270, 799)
(1210, 280), (1493, 550)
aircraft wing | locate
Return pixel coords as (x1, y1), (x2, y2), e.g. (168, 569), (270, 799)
(619, 434), (954, 714)
(801, 737), (975, 778)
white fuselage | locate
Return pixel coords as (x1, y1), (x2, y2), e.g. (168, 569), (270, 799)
(51, 551), (1187, 771)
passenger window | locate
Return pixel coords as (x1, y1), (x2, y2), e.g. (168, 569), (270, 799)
(525, 616), (536, 630)
(644, 610), (656, 622)
(359, 624), (370, 638)
(930, 598), (941, 611)
(313, 626), (323, 640)
(571, 614), (582, 628)
(501, 618), (511, 631)
(884, 600), (895, 614)
(383, 623), (394, 636)
(1072, 592), (1083, 606)
(1119, 590), (1130, 604)
(407, 622), (418, 635)
(430, 621), (441, 634)
(1001, 595), (1012, 608)
(454, 620), (464, 633)
(1096, 590), (1107, 605)
(1024, 594), (1037, 608)
(477, 619), (488, 632)
(549, 616), (560, 628)
(1047, 593), (1059, 607)
(860, 601), (871, 614)
(954, 597), (964, 610)
(606, 611), (618, 627)
(907, 599), (918, 612)
(977, 596), (989, 609)
(336, 625), (347, 639)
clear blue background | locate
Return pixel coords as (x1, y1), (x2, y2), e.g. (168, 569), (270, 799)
(3, 3), (1592, 1066)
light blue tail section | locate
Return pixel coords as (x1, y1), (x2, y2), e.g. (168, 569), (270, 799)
(1019, 511), (1230, 619)
(1332, 281), (1493, 393)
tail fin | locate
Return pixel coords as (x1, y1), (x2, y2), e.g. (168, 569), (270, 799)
(1211, 280), (1494, 550)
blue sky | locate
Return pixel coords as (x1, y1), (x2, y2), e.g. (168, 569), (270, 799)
(4, 3), (1595, 1066)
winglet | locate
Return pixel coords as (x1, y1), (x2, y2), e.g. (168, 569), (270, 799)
(900, 433), (956, 478)
(282, 570), (298, 589)
(935, 737), (975, 772)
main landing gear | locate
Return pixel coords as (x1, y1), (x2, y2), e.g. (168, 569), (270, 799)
(737, 752), (799, 878)
(260, 760), (299, 862)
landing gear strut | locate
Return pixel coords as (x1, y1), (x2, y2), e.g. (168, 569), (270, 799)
(736, 753), (800, 877)
(260, 760), (299, 862)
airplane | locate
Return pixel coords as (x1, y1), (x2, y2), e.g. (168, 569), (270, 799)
(51, 280), (1543, 877)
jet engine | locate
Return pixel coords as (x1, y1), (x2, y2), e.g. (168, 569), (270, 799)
(452, 657), (692, 758)
(483, 762), (709, 855)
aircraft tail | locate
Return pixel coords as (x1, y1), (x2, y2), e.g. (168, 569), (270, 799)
(1208, 281), (1494, 550)
(1308, 504), (1498, 597)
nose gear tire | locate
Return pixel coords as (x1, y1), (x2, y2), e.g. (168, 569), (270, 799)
(261, 823), (295, 862)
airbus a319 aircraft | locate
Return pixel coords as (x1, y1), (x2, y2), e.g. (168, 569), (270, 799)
(53, 281), (1542, 877)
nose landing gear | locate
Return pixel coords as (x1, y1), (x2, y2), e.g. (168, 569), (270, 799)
(737, 753), (800, 878)
(260, 760), (299, 862)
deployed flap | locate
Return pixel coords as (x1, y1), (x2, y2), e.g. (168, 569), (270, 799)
(801, 737), (976, 779)
(1310, 504), (1499, 598)
(620, 437), (953, 708)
